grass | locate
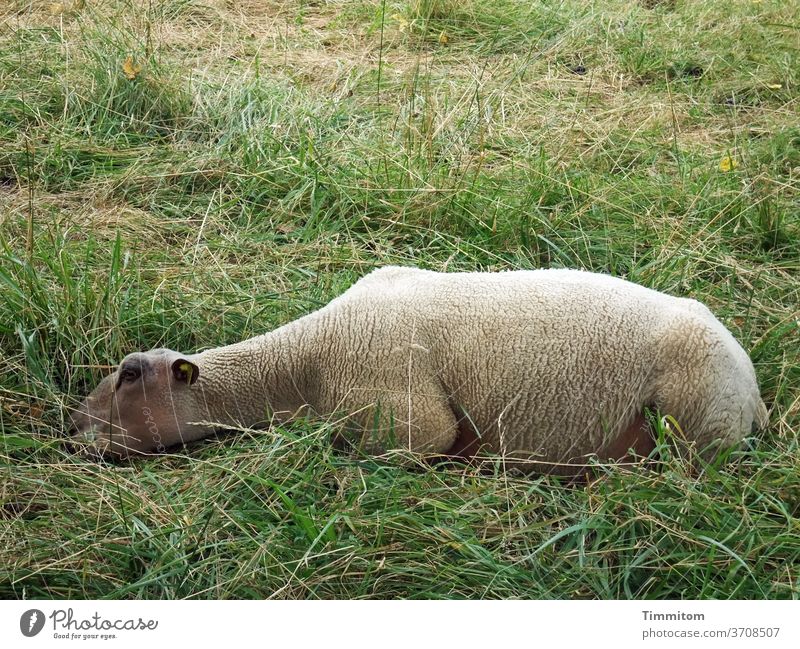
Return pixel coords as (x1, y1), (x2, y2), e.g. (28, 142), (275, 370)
(0, 0), (798, 599)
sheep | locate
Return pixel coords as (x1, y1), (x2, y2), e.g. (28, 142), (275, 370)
(69, 266), (768, 474)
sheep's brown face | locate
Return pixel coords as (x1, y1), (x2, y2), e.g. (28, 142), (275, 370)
(69, 349), (205, 460)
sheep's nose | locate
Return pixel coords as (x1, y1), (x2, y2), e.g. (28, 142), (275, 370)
(63, 437), (79, 454)
(63, 432), (87, 456)
(64, 407), (99, 448)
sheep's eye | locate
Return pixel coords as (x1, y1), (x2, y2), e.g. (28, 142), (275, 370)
(118, 367), (140, 383)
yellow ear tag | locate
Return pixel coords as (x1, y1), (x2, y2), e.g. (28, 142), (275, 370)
(179, 362), (194, 384)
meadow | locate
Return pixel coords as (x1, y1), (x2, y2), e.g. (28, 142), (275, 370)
(0, 0), (798, 598)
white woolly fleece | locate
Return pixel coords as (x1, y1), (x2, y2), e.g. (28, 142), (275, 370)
(189, 267), (766, 469)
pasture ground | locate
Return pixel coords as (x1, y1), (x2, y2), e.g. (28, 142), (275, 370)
(0, 0), (798, 598)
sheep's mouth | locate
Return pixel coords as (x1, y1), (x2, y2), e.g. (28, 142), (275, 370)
(67, 402), (134, 460)
(68, 441), (113, 462)
(65, 425), (131, 463)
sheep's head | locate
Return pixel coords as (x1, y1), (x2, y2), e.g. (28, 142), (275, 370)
(70, 349), (205, 460)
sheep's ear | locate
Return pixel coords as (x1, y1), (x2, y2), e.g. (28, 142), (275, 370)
(171, 358), (199, 386)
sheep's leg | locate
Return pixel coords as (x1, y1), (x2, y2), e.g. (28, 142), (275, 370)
(395, 394), (460, 455)
(654, 384), (747, 461)
(597, 412), (655, 462)
(445, 418), (484, 460)
(353, 391), (459, 456)
(653, 320), (753, 460)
